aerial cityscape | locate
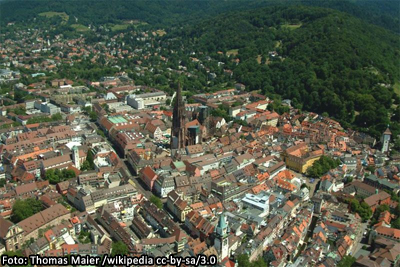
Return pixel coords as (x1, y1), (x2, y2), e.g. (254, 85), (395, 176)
(0, 0), (399, 266)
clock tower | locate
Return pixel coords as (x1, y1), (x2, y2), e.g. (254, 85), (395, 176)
(381, 127), (391, 154)
(214, 213), (229, 262)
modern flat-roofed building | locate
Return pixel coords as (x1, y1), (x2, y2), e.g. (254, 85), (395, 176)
(241, 193), (270, 216)
(127, 91), (167, 109)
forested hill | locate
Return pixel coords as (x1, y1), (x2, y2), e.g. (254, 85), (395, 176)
(301, 0), (400, 34)
(169, 6), (400, 137)
(1, 0), (399, 33)
(0, 0), (268, 27)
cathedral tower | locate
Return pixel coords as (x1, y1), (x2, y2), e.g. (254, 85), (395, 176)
(171, 84), (186, 150)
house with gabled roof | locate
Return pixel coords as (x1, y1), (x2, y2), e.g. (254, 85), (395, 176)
(139, 166), (158, 191)
(0, 216), (25, 251)
(363, 191), (391, 213)
(166, 190), (192, 222)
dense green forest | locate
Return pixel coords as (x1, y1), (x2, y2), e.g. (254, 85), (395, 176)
(0, 0), (268, 27)
(170, 6), (400, 138)
(1, 0), (399, 33)
(302, 0), (400, 33)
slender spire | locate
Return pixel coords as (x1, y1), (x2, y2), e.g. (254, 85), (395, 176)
(171, 82), (186, 150)
(216, 212), (228, 236)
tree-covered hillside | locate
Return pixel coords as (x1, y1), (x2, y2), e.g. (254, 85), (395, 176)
(0, 0), (270, 27)
(302, 0), (400, 33)
(1, 0), (399, 33)
(170, 6), (400, 137)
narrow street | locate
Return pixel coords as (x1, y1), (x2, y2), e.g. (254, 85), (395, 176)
(351, 222), (370, 256)
(122, 159), (153, 200)
(93, 122), (153, 200)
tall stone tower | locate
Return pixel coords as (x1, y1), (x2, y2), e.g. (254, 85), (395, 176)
(381, 127), (391, 154)
(214, 213), (229, 262)
(171, 84), (186, 150)
(73, 146), (80, 169)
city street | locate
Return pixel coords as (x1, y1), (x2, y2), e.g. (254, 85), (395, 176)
(351, 222), (370, 256)
(92, 122), (153, 199)
(122, 159), (153, 200)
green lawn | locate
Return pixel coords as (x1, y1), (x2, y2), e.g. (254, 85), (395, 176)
(394, 81), (400, 96)
(155, 29), (166, 36)
(134, 22), (149, 28)
(39, 11), (69, 22)
(111, 24), (130, 31)
(256, 55), (262, 64)
(226, 49), (239, 56)
(281, 23), (302, 30)
(71, 24), (89, 32)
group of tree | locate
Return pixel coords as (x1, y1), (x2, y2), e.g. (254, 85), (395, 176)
(267, 99), (291, 115)
(392, 216), (400, 230)
(369, 203), (400, 229)
(211, 104), (231, 122)
(27, 113), (62, 124)
(7, 106), (26, 115)
(0, 121), (22, 130)
(13, 90), (36, 103)
(306, 156), (341, 177)
(369, 204), (390, 226)
(337, 255), (356, 267)
(78, 230), (91, 244)
(83, 106), (98, 122)
(346, 198), (372, 222)
(377, 190), (400, 229)
(45, 168), (76, 184)
(11, 198), (43, 223)
(111, 241), (128, 256)
(150, 195), (163, 209)
(236, 254), (268, 267)
(81, 149), (95, 171)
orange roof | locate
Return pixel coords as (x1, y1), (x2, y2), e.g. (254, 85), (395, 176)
(252, 183), (269, 195)
(209, 169), (220, 179)
(276, 178), (296, 191)
(286, 200), (295, 208)
(186, 119), (201, 128)
(190, 202), (204, 210)
(276, 170), (295, 180)
(140, 166), (157, 179)
(26, 123), (40, 128)
(378, 210), (392, 225)
(16, 147), (53, 161)
(375, 226), (400, 239)
(163, 111), (173, 117)
(325, 221), (346, 230)
(70, 216), (80, 224)
(257, 172), (270, 182)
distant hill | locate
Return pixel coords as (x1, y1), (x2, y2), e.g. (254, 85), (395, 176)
(169, 5), (400, 137)
(0, 0), (267, 27)
(302, 0), (400, 33)
(0, 0), (399, 33)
